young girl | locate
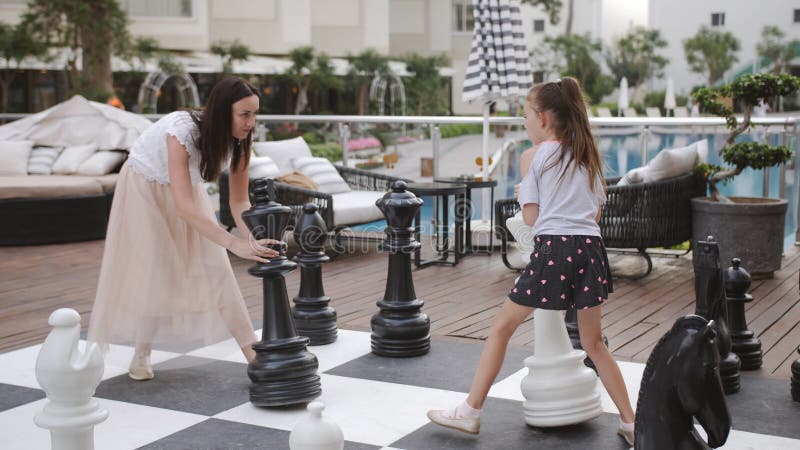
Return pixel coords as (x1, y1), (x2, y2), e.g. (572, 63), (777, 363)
(427, 77), (636, 446)
(88, 77), (279, 380)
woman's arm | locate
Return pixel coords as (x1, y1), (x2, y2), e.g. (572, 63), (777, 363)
(227, 155), (252, 233)
(166, 135), (277, 262)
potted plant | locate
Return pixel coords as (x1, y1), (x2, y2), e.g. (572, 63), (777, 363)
(691, 73), (800, 277)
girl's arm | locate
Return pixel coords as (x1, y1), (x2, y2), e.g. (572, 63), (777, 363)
(166, 135), (277, 262)
(515, 144), (540, 198)
(227, 155), (252, 233)
(522, 203), (539, 227)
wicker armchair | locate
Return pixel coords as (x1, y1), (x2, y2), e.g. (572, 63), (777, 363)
(218, 165), (411, 232)
(495, 172), (705, 278)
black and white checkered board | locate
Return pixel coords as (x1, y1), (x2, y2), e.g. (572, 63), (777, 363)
(2, 328), (799, 449)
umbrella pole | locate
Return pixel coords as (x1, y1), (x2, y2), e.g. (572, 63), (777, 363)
(481, 102), (490, 222)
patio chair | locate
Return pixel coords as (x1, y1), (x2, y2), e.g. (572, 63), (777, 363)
(495, 172), (705, 278)
(622, 108), (639, 118)
(595, 107), (613, 118)
(646, 107), (662, 118)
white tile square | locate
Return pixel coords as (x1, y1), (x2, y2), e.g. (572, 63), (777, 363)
(0, 397), (206, 450)
(215, 373), (465, 447)
(0, 342), (180, 389)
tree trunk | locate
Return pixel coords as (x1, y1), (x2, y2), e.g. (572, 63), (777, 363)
(565, 0), (574, 35)
(357, 84), (369, 115)
(78, 19), (113, 96)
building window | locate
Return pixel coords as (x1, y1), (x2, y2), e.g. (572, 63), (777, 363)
(533, 19), (545, 33)
(794, 9), (800, 23)
(533, 71), (545, 83)
(453, 0), (474, 33)
(711, 12), (725, 27)
(129, 0), (192, 18)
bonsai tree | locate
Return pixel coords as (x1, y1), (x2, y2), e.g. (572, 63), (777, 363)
(692, 73), (800, 202)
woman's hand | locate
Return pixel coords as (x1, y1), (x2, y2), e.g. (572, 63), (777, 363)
(228, 237), (281, 263)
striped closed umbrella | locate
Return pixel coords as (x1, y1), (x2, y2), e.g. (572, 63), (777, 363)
(462, 0), (532, 181)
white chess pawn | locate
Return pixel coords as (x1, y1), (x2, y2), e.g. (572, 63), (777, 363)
(289, 401), (344, 450)
(34, 308), (108, 450)
(520, 309), (602, 427)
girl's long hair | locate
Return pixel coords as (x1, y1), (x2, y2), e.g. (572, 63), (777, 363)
(527, 77), (604, 195)
(190, 77), (258, 181)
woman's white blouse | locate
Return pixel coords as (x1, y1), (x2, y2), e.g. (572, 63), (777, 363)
(127, 111), (204, 185)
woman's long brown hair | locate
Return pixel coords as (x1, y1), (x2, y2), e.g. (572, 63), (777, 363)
(526, 77), (604, 195)
(190, 77), (258, 181)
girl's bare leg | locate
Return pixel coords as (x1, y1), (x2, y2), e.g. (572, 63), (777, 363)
(576, 306), (635, 423)
(465, 299), (534, 409)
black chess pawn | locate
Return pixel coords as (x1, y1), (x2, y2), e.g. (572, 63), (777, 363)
(292, 203), (337, 345)
(242, 179), (321, 406)
(791, 347), (800, 402)
(694, 236), (741, 394)
(371, 181), (431, 357)
(724, 258), (762, 370)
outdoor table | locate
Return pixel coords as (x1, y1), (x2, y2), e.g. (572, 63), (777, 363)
(405, 182), (467, 268)
(434, 176), (498, 256)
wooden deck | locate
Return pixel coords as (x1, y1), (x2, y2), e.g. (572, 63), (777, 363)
(1, 239), (798, 380)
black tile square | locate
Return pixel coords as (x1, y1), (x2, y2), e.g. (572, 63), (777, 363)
(391, 397), (630, 450)
(95, 356), (249, 416)
(725, 374), (800, 440)
(0, 383), (45, 412)
(326, 338), (531, 392)
(138, 418), (380, 450)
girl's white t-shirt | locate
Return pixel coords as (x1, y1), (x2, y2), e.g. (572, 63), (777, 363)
(127, 111), (204, 185)
(517, 141), (606, 237)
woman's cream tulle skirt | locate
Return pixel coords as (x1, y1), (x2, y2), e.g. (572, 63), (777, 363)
(87, 163), (256, 349)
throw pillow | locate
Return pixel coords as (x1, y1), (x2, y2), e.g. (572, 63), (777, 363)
(76, 150), (127, 176)
(0, 140), (34, 176)
(278, 171), (318, 190)
(643, 142), (699, 183)
(27, 146), (65, 175)
(248, 155), (281, 179)
(52, 144), (98, 174)
(292, 156), (351, 194)
(253, 137), (313, 176)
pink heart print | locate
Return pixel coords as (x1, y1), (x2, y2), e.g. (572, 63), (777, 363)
(591, 258), (595, 264)
(530, 270), (534, 275)
(536, 237), (541, 242)
(548, 260), (554, 266)
(577, 249), (582, 254)
(526, 289), (531, 295)
(541, 280), (547, 285)
(560, 275), (566, 280)
(534, 253), (539, 258)
(578, 268), (584, 274)
(583, 286), (589, 292)
(566, 256), (573, 262)
(513, 288), (518, 293)
(541, 297), (548, 302)
(546, 240), (551, 246)
(560, 293), (566, 299)
(597, 276), (602, 282)
(585, 238), (591, 243)
(561, 236), (567, 241)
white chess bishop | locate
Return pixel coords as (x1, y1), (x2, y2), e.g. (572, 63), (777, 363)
(289, 401), (344, 450)
(34, 308), (108, 450)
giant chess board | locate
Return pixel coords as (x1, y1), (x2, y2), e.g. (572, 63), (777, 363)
(1, 328), (799, 449)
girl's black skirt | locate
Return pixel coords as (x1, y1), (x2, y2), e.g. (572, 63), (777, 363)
(508, 234), (613, 310)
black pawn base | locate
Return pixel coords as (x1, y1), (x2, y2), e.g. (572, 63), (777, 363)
(371, 299), (430, 357)
(293, 295), (337, 346)
(248, 337), (321, 407)
(792, 349), (800, 402)
(731, 332), (763, 370)
(719, 354), (742, 395)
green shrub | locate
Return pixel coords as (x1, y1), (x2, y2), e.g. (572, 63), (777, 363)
(309, 143), (343, 162)
(302, 131), (323, 145)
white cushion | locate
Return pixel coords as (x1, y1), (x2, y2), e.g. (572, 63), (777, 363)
(52, 144), (98, 174)
(27, 146), (64, 175)
(253, 137), (312, 176)
(76, 150), (126, 175)
(643, 142), (700, 183)
(292, 156), (351, 194)
(331, 190), (385, 226)
(616, 167), (647, 186)
(0, 140), (34, 176)
(505, 211), (534, 268)
(695, 139), (709, 163)
(248, 155), (281, 179)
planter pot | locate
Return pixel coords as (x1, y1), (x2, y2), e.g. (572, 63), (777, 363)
(691, 197), (788, 278)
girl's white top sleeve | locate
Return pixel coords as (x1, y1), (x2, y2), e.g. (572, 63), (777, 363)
(517, 163), (539, 207)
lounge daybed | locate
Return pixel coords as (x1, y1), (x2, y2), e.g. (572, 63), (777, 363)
(0, 96), (152, 245)
(495, 140), (708, 278)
